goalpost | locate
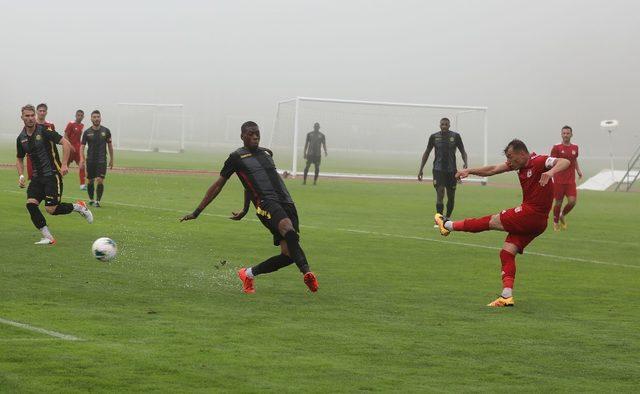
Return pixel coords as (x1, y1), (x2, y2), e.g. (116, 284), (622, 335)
(116, 103), (186, 153)
(269, 97), (489, 183)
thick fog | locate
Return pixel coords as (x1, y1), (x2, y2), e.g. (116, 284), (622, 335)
(1, 0), (639, 166)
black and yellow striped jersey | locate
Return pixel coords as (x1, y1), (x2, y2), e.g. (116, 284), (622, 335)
(220, 147), (294, 205)
(16, 124), (63, 177)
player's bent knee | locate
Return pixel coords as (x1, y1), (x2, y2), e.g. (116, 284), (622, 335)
(280, 240), (290, 256)
(45, 205), (57, 214)
(27, 198), (39, 205)
(277, 218), (294, 235)
(502, 242), (519, 255)
(489, 214), (504, 230)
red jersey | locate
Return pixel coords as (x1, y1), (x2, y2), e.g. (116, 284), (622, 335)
(550, 143), (579, 184)
(511, 153), (556, 215)
(65, 121), (84, 146)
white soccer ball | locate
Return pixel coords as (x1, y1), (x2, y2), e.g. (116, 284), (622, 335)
(91, 237), (117, 262)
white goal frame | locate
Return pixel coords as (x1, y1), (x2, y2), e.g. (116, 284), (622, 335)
(116, 102), (186, 153)
(269, 96), (489, 183)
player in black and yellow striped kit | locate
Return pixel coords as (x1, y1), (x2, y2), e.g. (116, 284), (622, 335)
(16, 105), (93, 245)
(181, 121), (318, 294)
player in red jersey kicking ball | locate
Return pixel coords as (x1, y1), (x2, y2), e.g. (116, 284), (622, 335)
(550, 125), (582, 231)
(434, 139), (569, 307)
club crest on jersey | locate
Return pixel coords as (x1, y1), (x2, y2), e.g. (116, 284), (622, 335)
(36, 135), (42, 141)
(527, 169), (532, 178)
(450, 137), (454, 142)
(572, 150), (576, 155)
(46, 126), (52, 131)
(101, 132), (106, 137)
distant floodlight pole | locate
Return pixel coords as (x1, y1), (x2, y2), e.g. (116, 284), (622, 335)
(600, 120), (619, 179)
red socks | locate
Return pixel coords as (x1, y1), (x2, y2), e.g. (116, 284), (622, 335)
(553, 204), (561, 223)
(500, 249), (516, 289)
(79, 166), (86, 185)
(452, 215), (492, 233)
(562, 203), (575, 217)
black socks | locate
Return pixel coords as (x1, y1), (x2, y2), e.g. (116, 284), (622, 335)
(52, 203), (75, 215)
(96, 184), (104, 201)
(88, 182), (95, 200)
(251, 254), (294, 276)
(283, 230), (311, 274)
(26, 203), (46, 229)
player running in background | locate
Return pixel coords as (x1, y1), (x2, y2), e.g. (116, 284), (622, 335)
(303, 122), (327, 185)
(434, 139), (569, 307)
(64, 109), (86, 190)
(418, 117), (468, 220)
(180, 121), (319, 294)
(80, 110), (113, 207)
(26, 103), (56, 180)
(550, 125), (582, 231)
(16, 105), (93, 245)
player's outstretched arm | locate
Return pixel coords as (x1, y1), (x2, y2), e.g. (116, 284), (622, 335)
(16, 157), (25, 188)
(457, 163), (511, 179)
(180, 176), (228, 222)
(107, 141), (114, 169)
(540, 158), (570, 186)
(58, 137), (72, 175)
(230, 189), (251, 220)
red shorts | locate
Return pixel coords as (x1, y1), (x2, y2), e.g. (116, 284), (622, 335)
(500, 205), (548, 253)
(67, 146), (81, 165)
(554, 182), (577, 200)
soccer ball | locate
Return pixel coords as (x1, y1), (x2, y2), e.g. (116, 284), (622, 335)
(91, 237), (117, 262)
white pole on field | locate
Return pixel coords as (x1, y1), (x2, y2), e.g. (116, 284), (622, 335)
(292, 98), (301, 177)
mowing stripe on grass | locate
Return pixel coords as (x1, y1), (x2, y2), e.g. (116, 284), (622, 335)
(0, 317), (82, 341)
(3, 189), (636, 270)
(337, 228), (639, 270)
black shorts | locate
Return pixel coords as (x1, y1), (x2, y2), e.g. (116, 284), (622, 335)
(87, 162), (107, 179)
(256, 199), (300, 246)
(27, 174), (63, 206)
(306, 155), (321, 166)
(433, 170), (457, 189)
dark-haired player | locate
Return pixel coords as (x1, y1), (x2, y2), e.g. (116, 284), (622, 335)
(64, 109), (86, 190)
(180, 121), (319, 294)
(16, 104), (94, 245)
(303, 122), (327, 185)
(418, 117), (468, 219)
(434, 139), (569, 307)
(80, 110), (113, 207)
(550, 125), (582, 231)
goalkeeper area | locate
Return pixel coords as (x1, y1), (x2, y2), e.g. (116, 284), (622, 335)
(270, 97), (488, 181)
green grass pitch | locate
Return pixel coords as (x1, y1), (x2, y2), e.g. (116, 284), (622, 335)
(0, 152), (639, 391)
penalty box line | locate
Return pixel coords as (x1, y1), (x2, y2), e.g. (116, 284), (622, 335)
(0, 317), (82, 341)
(2, 189), (637, 270)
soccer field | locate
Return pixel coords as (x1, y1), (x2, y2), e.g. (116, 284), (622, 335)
(1, 162), (639, 391)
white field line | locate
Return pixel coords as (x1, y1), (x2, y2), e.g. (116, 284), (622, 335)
(3, 190), (637, 270)
(0, 317), (82, 341)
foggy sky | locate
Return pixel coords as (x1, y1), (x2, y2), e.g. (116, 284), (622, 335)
(1, 0), (639, 161)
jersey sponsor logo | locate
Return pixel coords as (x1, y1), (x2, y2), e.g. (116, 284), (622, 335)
(256, 206), (272, 219)
(21, 139), (28, 143)
(240, 153), (252, 158)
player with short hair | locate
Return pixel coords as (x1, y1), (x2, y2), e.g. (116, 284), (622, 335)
(80, 110), (113, 207)
(180, 121), (319, 294)
(64, 109), (87, 190)
(303, 122), (327, 185)
(434, 139), (570, 307)
(26, 103), (56, 180)
(16, 104), (94, 245)
(550, 125), (582, 231)
(418, 117), (468, 219)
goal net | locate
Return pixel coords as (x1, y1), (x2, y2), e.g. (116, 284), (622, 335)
(269, 97), (488, 182)
(116, 103), (185, 153)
